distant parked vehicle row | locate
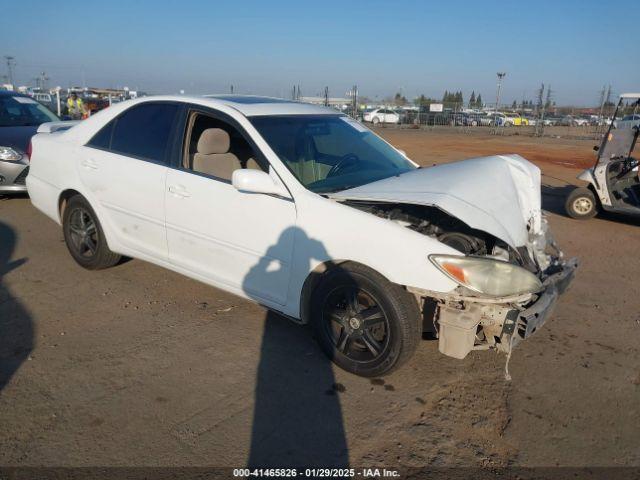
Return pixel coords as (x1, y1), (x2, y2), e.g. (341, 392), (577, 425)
(359, 107), (610, 129)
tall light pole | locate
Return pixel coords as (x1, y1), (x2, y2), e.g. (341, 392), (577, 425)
(4, 55), (16, 87)
(495, 72), (506, 112)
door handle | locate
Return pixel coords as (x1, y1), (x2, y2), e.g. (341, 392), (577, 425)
(168, 185), (191, 198)
(81, 159), (98, 170)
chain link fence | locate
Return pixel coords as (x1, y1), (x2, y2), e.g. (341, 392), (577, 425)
(348, 109), (608, 140)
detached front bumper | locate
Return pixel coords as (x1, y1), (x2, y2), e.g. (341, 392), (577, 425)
(432, 257), (578, 360)
(507, 257), (577, 348)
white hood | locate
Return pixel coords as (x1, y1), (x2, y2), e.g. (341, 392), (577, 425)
(330, 154), (542, 248)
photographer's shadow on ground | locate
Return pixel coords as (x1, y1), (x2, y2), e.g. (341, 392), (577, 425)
(0, 221), (33, 393)
(245, 226), (349, 468)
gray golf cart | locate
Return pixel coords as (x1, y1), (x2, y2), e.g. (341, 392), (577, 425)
(565, 93), (640, 219)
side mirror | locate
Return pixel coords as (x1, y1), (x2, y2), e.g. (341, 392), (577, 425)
(232, 169), (290, 198)
(593, 145), (599, 152)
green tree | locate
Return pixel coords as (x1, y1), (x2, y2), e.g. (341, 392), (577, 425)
(476, 93), (483, 108)
(394, 92), (407, 106)
(469, 91), (476, 108)
(511, 100), (517, 109)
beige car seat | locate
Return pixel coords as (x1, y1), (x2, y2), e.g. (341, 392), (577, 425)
(193, 128), (241, 179)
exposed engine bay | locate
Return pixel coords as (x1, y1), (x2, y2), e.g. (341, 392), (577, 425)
(342, 199), (576, 377)
(343, 200), (545, 270)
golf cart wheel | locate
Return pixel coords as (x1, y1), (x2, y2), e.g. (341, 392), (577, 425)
(310, 263), (421, 377)
(565, 187), (598, 219)
(62, 195), (121, 269)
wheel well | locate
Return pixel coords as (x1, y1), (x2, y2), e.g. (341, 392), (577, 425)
(586, 183), (602, 208)
(58, 189), (82, 221)
(299, 260), (400, 323)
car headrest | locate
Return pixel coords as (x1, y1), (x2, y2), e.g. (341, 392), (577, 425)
(197, 128), (230, 155)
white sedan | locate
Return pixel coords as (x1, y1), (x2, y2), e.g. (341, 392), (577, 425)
(27, 95), (576, 377)
(363, 108), (400, 125)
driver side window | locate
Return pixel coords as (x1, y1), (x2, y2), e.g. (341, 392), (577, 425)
(183, 112), (263, 182)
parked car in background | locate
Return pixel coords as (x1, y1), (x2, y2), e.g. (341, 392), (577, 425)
(484, 112), (506, 126)
(363, 108), (400, 125)
(503, 113), (529, 126)
(477, 113), (496, 126)
(0, 90), (60, 194)
(32, 92), (57, 113)
(543, 117), (561, 126)
(560, 115), (589, 127)
(615, 113), (640, 129)
(26, 95), (576, 377)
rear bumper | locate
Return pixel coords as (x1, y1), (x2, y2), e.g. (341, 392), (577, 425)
(510, 258), (578, 347)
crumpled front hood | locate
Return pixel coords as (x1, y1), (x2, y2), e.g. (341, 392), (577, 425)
(330, 154), (542, 248)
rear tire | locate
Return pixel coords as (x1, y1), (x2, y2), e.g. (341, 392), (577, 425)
(310, 263), (421, 377)
(565, 187), (598, 219)
(62, 195), (121, 269)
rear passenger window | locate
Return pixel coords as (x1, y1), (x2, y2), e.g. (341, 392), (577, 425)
(88, 121), (114, 149)
(91, 103), (179, 163)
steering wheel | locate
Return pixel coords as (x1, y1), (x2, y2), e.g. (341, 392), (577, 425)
(327, 153), (359, 178)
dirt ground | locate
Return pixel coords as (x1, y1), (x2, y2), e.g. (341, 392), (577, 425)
(0, 129), (639, 470)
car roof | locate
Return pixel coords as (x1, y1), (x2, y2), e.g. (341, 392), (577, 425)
(0, 90), (30, 98)
(201, 94), (338, 116)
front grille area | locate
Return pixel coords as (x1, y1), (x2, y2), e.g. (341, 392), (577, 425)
(13, 166), (29, 185)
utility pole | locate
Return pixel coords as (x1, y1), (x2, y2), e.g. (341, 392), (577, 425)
(39, 71), (49, 91)
(352, 85), (358, 118)
(535, 83), (544, 136)
(597, 85), (607, 136)
(493, 72), (506, 134)
(4, 55), (16, 87)
(545, 85), (552, 122)
(495, 72), (506, 112)
(324, 86), (329, 107)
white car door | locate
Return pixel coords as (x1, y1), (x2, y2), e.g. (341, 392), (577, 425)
(80, 102), (180, 259)
(164, 110), (297, 306)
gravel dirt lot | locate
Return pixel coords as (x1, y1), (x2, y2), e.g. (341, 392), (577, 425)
(1, 129), (638, 469)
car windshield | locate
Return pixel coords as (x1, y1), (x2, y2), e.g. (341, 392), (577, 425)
(0, 95), (58, 127)
(250, 115), (415, 193)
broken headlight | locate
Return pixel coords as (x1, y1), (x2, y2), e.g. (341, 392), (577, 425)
(429, 254), (542, 297)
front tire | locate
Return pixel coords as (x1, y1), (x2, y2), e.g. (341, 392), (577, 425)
(310, 263), (421, 377)
(565, 187), (598, 219)
(62, 195), (121, 269)
(372, 117), (380, 125)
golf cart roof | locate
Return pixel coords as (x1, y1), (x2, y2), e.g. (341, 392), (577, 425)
(620, 93), (640, 99)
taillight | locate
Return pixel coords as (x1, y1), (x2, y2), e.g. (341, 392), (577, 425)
(26, 140), (32, 160)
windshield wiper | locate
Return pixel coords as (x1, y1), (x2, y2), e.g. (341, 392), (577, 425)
(321, 185), (359, 194)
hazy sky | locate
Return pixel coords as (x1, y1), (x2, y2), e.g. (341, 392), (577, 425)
(2, 0), (638, 106)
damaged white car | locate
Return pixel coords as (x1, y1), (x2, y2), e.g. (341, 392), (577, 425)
(27, 95), (576, 377)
